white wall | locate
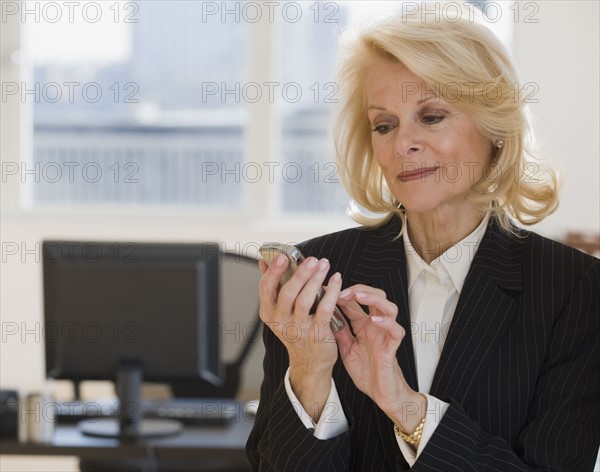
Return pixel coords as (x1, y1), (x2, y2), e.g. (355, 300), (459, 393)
(511, 0), (600, 236)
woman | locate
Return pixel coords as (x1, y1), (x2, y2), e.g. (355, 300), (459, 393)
(246, 4), (600, 471)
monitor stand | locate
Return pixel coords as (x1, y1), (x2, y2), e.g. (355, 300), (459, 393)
(79, 361), (183, 439)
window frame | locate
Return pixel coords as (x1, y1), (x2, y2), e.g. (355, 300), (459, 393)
(0, 2), (355, 233)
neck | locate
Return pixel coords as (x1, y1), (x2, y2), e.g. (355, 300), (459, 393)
(405, 203), (486, 265)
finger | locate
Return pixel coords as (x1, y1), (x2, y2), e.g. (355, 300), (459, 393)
(360, 316), (403, 355)
(276, 256), (320, 315)
(313, 271), (343, 326)
(293, 258), (330, 317)
(258, 259), (268, 274)
(341, 284), (387, 300)
(258, 253), (290, 306)
(336, 295), (369, 321)
(343, 290), (398, 319)
(333, 322), (356, 359)
(371, 316), (406, 347)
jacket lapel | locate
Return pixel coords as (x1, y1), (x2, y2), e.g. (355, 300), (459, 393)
(349, 216), (417, 471)
(428, 217), (524, 404)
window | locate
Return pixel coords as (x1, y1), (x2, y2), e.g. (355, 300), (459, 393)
(11, 1), (513, 218)
(26, 1), (248, 209)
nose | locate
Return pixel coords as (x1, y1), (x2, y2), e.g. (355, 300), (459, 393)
(394, 122), (423, 158)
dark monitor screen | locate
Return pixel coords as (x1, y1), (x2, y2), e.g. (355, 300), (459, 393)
(42, 241), (222, 387)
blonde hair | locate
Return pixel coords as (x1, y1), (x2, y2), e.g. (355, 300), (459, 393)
(333, 2), (560, 236)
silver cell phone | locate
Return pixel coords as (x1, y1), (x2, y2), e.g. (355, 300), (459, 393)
(259, 242), (345, 332)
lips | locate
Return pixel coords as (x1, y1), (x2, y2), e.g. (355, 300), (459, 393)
(398, 167), (440, 182)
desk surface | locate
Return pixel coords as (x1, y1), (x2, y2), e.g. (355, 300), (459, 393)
(1, 417), (254, 469)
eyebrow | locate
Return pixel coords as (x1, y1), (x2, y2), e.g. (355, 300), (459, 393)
(367, 95), (437, 111)
(417, 96), (437, 105)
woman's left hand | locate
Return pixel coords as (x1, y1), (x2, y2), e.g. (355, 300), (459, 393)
(334, 284), (424, 425)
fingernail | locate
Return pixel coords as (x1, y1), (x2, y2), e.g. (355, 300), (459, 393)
(318, 258), (329, 270)
(332, 272), (341, 281)
(339, 288), (351, 298)
(371, 316), (383, 322)
(306, 257), (318, 269)
(355, 292), (367, 299)
(276, 254), (287, 266)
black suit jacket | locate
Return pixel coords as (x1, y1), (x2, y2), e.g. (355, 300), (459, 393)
(246, 215), (600, 471)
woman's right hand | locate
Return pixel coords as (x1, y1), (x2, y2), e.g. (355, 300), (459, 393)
(258, 254), (343, 421)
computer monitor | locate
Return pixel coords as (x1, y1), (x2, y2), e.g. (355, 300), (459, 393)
(42, 241), (223, 438)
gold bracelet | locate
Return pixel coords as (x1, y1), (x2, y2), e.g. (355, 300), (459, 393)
(394, 414), (426, 446)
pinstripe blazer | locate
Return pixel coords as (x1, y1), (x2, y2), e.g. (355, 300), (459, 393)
(246, 214), (600, 471)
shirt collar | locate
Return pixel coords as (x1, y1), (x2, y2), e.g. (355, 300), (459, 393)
(403, 210), (491, 294)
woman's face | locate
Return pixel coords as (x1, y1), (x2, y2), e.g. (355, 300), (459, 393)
(366, 60), (492, 215)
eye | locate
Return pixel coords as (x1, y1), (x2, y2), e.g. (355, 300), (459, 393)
(372, 124), (395, 135)
(421, 114), (445, 125)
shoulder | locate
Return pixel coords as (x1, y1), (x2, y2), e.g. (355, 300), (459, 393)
(517, 225), (598, 279)
(295, 224), (368, 273)
(296, 215), (401, 276)
(493, 220), (600, 297)
(297, 215), (400, 259)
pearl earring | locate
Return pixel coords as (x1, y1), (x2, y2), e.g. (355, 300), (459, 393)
(494, 139), (505, 149)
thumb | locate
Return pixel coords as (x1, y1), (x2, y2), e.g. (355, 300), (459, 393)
(333, 323), (355, 358)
